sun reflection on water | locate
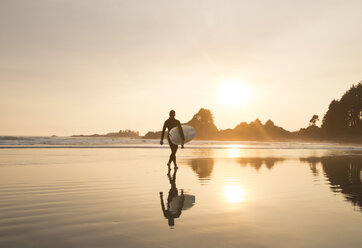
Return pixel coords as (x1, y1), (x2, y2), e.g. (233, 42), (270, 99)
(226, 145), (244, 158)
(228, 148), (241, 158)
(224, 185), (247, 203)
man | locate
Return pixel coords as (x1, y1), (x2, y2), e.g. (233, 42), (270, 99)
(160, 110), (185, 167)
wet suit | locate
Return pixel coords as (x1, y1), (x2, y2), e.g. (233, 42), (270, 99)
(159, 169), (185, 227)
(161, 117), (185, 165)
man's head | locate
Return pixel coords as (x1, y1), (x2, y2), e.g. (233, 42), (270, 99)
(168, 217), (175, 226)
(169, 110), (175, 118)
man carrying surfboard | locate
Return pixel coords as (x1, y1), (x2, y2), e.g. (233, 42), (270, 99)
(160, 110), (185, 167)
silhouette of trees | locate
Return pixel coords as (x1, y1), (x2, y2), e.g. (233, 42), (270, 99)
(322, 82), (362, 136)
(143, 131), (163, 139)
(144, 108), (293, 141)
(71, 81), (361, 142)
(142, 82), (361, 142)
(296, 125), (323, 140)
(309, 115), (319, 126)
(220, 119), (292, 141)
(105, 129), (139, 137)
(297, 82), (361, 140)
(265, 120), (275, 127)
(187, 108), (218, 139)
(322, 100), (347, 135)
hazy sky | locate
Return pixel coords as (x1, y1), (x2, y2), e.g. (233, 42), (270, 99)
(1, 0), (361, 136)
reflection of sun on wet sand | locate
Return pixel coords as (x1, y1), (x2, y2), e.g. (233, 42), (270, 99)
(224, 185), (247, 203)
(228, 148), (242, 158)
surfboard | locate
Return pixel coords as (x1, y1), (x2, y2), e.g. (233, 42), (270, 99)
(169, 194), (196, 212)
(168, 125), (196, 145)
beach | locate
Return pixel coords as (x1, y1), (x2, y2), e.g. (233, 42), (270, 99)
(0, 139), (361, 248)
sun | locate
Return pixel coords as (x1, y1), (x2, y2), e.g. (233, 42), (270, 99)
(219, 79), (251, 107)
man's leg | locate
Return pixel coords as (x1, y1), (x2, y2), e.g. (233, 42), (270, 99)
(171, 144), (178, 166)
(167, 137), (173, 165)
(167, 152), (172, 165)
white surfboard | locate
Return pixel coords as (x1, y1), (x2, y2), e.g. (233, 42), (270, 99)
(169, 194), (196, 212)
(169, 125), (196, 145)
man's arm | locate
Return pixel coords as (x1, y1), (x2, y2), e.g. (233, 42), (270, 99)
(177, 121), (185, 147)
(160, 192), (167, 217)
(160, 121), (166, 145)
(160, 192), (166, 211)
(175, 190), (185, 218)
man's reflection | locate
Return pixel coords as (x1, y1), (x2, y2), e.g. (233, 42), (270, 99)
(159, 166), (184, 227)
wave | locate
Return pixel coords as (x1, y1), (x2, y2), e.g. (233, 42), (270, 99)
(0, 136), (361, 150)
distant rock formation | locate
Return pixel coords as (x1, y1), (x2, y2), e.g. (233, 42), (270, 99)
(72, 129), (139, 138)
(144, 108), (293, 141)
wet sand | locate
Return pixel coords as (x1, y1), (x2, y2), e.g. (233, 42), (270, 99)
(0, 148), (361, 248)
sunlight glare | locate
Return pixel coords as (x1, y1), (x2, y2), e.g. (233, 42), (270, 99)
(226, 144), (244, 158)
(224, 185), (247, 203)
(228, 148), (241, 158)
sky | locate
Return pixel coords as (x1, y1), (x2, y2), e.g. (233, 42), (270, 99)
(1, 0), (362, 136)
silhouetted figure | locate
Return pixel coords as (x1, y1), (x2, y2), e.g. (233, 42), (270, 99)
(159, 167), (185, 227)
(160, 110), (185, 167)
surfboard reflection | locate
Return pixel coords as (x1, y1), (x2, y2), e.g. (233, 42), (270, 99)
(159, 166), (195, 227)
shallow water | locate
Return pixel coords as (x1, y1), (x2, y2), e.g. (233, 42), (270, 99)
(0, 148), (361, 248)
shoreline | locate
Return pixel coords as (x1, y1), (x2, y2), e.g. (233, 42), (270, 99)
(1, 135), (362, 146)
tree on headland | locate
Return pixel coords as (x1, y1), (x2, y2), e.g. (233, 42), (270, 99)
(144, 108), (219, 140)
(187, 108), (218, 139)
(322, 100), (346, 135)
(298, 82), (361, 140)
(322, 82), (362, 136)
(309, 115), (319, 126)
